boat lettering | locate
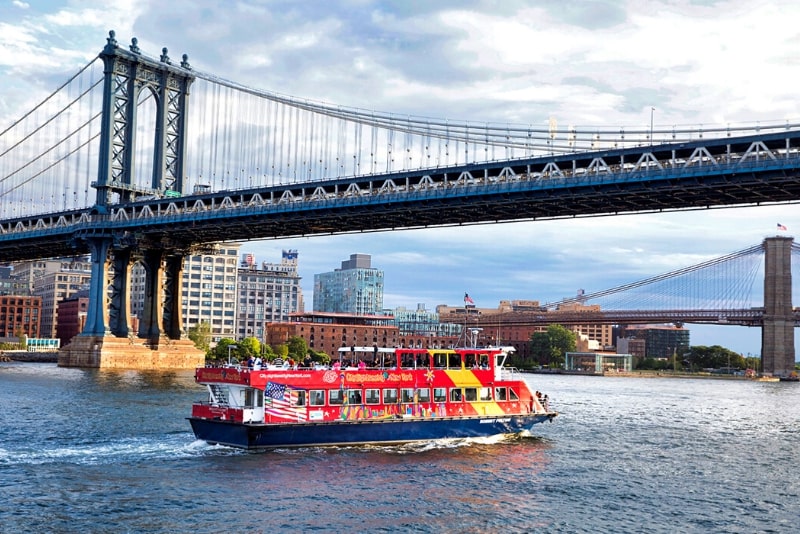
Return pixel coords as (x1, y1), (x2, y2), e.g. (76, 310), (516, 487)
(344, 372), (413, 383)
(479, 418), (511, 424)
(200, 369), (240, 380)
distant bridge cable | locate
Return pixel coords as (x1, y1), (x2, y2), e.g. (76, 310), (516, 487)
(543, 244), (764, 310)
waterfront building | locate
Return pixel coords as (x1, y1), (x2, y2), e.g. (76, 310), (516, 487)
(313, 253), (383, 315)
(28, 259), (92, 338)
(618, 324), (690, 359)
(0, 295), (42, 338)
(235, 250), (304, 341)
(436, 300), (614, 360)
(390, 303), (461, 337)
(266, 311), (399, 358)
(56, 290), (89, 346)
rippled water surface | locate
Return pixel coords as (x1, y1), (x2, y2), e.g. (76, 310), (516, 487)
(1, 363), (798, 533)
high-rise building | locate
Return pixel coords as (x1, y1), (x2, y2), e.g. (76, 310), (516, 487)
(235, 249), (304, 341)
(313, 253), (383, 314)
(391, 303), (461, 338)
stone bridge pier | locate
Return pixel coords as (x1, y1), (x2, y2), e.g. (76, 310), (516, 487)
(761, 236), (795, 377)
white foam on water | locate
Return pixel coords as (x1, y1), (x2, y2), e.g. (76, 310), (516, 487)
(0, 435), (220, 465)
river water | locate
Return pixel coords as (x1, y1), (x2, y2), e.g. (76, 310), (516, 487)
(0, 362), (797, 533)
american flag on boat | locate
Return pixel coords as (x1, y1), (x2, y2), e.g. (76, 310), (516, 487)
(265, 382), (306, 422)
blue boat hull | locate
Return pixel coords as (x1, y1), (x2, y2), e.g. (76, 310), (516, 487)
(188, 413), (556, 450)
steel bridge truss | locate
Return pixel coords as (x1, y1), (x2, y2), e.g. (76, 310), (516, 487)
(2, 128), (800, 261)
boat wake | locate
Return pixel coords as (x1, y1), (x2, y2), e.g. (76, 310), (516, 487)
(0, 434), (236, 466)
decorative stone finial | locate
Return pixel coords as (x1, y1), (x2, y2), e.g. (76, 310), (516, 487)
(104, 30), (118, 53)
(181, 53), (191, 69)
(160, 47), (171, 64)
(129, 37), (140, 54)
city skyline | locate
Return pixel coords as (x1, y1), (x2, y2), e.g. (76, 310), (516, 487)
(2, 0), (800, 356)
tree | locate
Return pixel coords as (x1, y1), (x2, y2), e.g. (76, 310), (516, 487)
(529, 332), (552, 367)
(688, 345), (745, 371)
(237, 337), (261, 358)
(287, 336), (309, 362)
(546, 324), (576, 368)
(528, 325), (577, 368)
(213, 338), (239, 362)
(187, 321), (211, 354)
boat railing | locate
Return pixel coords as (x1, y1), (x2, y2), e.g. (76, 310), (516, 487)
(498, 367), (521, 380)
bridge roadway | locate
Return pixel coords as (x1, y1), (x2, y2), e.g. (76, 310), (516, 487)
(463, 308), (800, 328)
(2, 129), (800, 262)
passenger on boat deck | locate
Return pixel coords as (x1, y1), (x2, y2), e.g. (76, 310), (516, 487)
(303, 355), (312, 368)
(332, 360), (341, 371)
(288, 358), (296, 369)
(247, 356), (254, 368)
(358, 360), (366, 370)
(253, 357), (263, 370)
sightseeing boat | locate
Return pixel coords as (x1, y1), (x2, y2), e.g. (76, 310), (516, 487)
(188, 345), (557, 449)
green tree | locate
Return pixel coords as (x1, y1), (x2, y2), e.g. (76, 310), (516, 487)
(237, 337), (261, 358)
(546, 324), (576, 368)
(187, 321), (211, 354)
(528, 325), (577, 368)
(213, 338), (239, 363)
(287, 336), (309, 362)
(688, 345), (745, 371)
(529, 331), (552, 367)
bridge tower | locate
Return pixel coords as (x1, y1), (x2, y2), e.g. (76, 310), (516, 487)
(761, 236), (795, 376)
(59, 32), (203, 369)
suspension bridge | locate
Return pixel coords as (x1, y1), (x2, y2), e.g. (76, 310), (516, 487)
(1, 31), (800, 373)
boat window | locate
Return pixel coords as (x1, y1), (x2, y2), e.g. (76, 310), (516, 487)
(450, 388), (462, 402)
(480, 387), (492, 401)
(365, 389), (380, 404)
(508, 388), (520, 401)
(310, 390), (326, 406)
(244, 388), (256, 408)
(347, 389), (362, 404)
(447, 353), (462, 369)
(433, 388), (447, 403)
(417, 387), (431, 403)
(433, 352), (448, 369)
(383, 388), (398, 404)
(494, 387), (507, 401)
(401, 388), (416, 403)
(464, 388), (477, 402)
(329, 390), (344, 405)
(295, 390), (306, 407)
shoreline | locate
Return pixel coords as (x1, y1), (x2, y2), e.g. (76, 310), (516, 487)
(527, 369), (781, 381)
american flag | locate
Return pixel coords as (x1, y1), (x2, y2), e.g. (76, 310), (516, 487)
(266, 381), (286, 399)
(464, 292), (475, 305)
(265, 383), (306, 422)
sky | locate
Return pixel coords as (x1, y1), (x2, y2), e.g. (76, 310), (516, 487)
(2, 0), (800, 357)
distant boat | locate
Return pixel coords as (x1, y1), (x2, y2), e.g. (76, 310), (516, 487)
(779, 372), (799, 382)
(188, 345), (557, 449)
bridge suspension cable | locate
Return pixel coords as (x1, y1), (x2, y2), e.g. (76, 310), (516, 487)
(544, 244), (765, 312)
(0, 57), (104, 219)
